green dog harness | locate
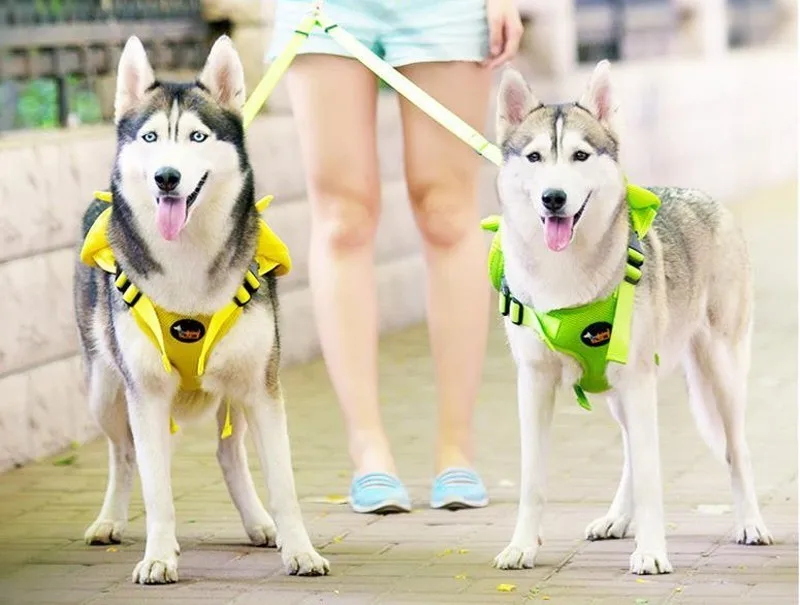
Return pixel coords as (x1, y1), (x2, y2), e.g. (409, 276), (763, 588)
(481, 183), (661, 410)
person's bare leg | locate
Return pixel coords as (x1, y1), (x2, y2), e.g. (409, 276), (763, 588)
(287, 56), (394, 475)
(397, 61), (492, 473)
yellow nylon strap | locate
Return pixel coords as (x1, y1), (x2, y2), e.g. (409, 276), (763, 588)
(220, 400), (233, 439)
(197, 301), (244, 377)
(127, 290), (173, 374)
(242, 14), (318, 128)
(93, 190), (112, 203)
(80, 207), (117, 273)
(318, 13), (503, 167)
(256, 195), (274, 213)
(173, 400), (232, 438)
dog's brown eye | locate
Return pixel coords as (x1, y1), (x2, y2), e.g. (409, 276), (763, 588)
(573, 150), (590, 162)
(526, 152), (542, 163)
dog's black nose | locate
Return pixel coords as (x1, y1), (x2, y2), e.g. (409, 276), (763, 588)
(541, 188), (567, 212)
(154, 167), (181, 193)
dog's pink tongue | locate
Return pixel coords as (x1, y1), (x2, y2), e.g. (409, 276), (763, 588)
(156, 197), (188, 241)
(543, 216), (574, 252)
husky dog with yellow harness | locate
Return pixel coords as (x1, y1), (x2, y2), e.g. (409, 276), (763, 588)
(74, 36), (329, 583)
(488, 62), (772, 575)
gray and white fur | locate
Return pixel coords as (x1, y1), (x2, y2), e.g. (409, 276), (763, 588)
(492, 61), (772, 575)
(73, 35), (329, 584)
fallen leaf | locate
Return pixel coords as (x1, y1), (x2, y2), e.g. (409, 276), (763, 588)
(332, 534), (345, 543)
(542, 597), (550, 601)
(636, 578), (649, 583)
(437, 548), (453, 558)
(496, 583), (516, 592)
(305, 495), (349, 505)
(634, 599), (649, 605)
(106, 547), (118, 552)
(454, 574), (468, 580)
(695, 504), (732, 515)
(53, 454), (77, 466)
(674, 586), (684, 593)
(457, 548), (470, 554)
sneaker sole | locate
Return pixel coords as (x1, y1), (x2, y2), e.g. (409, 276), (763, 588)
(351, 499), (412, 515)
(430, 496), (489, 511)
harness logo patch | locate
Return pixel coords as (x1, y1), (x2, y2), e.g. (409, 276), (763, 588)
(170, 319), (206, 343)
(581, 322), (612, 347)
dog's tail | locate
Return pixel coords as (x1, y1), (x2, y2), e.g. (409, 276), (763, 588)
(683, 323), (753, 465)
(685, 382), (728, 464)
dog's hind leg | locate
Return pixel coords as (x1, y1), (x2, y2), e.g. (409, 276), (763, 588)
(216, 402), (278, 547)
(242, 383), (330, 576)
(585, 395), (633, 540)
(84, 362), (136, 545)
(684, 329), (773, 546)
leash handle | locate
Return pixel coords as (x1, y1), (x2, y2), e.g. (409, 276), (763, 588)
(241, 14), (318, 128)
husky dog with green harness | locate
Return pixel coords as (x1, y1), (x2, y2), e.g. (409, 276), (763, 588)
(490, 62), (772, 576)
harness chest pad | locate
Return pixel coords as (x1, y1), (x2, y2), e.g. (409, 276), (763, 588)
(481, 183), (661, 409)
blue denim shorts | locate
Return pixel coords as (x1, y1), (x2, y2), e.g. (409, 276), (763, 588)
(266, 0), (490, 67)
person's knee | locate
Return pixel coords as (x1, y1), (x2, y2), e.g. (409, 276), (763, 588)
(409, 178), (478, 249)
(310, 180), (380, 251)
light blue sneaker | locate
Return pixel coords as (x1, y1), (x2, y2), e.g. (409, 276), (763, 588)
(430, 468), (489, 510)
(349, 472), (412, 514)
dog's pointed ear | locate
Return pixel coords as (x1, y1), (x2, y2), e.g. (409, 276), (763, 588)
(199, 36), (246, 113)
(497, 68), (539, 143)
(115, 36), (156, 124)
(579, 60), (614, 124)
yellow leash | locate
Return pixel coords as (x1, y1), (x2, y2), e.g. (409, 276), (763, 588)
(244, 4), (503, 166)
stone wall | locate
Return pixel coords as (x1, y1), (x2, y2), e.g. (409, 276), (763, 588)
(0, 44), (796, 472)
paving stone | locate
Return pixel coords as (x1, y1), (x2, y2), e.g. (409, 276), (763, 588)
(0, 182), (795, 604)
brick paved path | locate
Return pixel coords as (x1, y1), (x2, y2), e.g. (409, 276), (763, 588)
(0, 183), (796, 604)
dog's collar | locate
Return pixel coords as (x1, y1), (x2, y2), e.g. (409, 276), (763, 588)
(481, 183), (661, 410)
(80, 190), (292, 438)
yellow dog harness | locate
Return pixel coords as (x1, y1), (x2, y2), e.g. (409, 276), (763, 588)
(80, 191), (292, 437)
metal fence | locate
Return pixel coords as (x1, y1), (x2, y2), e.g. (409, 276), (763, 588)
(0, 0), (787, 131)
(0, 0), (209, 130)
(574, 0), (781, 63)
(727, 0), (782, 47)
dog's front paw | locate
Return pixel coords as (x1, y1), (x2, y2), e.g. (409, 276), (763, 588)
(282, 549), (330, 576)
(629, 548), (672, 575)
(735, 520), (774, 545)
(246, 521), (278, 547)
(132, 556), (179, 584)
(85, 519), (126, 545)
(585, 512), (632, 541)
(493, 543), (538, 570)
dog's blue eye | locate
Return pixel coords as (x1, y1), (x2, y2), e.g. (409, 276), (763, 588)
(526, 152), (541, 163)
(573, 150), (590, 162)
(190, 131), (209, 143)
(142, 131), (157, 143)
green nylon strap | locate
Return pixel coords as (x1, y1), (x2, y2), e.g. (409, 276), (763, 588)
(625, 182), (661, 239)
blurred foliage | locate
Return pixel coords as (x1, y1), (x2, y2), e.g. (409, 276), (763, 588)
(1, 76), (103, 130)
